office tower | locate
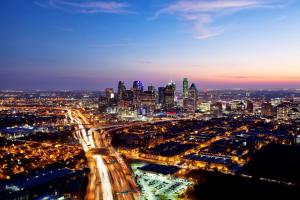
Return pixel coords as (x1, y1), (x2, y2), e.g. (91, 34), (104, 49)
(183, 78), (189, 109)
(117, 81), (126, 101)
(133, 80), (143, 93)
(164, 81), (176, 110)
(188, 83), (198, 112)
(158, 87), (165, 106)
(183, 78), (189, 98)
(132, 80), (143, 108)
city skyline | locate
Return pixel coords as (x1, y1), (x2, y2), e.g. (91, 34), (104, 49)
(1, 0), (300, 90)
(2, 2), (300, 199)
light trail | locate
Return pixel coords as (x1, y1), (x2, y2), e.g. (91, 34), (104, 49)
(94, 155), (114, 200)
(67, 109), (114, 200)
(88, 129), (96, 148)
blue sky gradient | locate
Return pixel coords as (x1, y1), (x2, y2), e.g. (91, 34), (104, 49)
(1, 0), (300, 90)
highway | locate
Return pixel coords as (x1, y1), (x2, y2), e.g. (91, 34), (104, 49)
(67, 109), (140, 200)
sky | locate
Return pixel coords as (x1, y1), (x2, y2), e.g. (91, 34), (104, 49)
(1, 0), (300, 90)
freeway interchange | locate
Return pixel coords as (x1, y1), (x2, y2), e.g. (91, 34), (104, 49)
(68, 109), (140, 200)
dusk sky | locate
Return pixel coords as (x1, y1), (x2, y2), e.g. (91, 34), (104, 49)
(1, 0), (300, 90)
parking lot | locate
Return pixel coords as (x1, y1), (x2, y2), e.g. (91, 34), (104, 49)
(131, 162), (192, 200)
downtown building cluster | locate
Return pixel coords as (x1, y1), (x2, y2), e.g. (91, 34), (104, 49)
(98, 79), (199, 117)
(98, 79), (300, 122)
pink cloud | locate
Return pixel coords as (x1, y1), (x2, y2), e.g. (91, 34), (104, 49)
(155, 0), (294, 39)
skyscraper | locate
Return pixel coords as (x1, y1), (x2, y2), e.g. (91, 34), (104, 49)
(132, 80), (143, 109)
(164, 81), (176, 110)
(183, 78), (188, 99)
(117, 81), (126, 101)
(158, 87), (165, 106)
(183, 78), (189, 109)
(188, 83), (198, 112)
(133, 80), (143, 92)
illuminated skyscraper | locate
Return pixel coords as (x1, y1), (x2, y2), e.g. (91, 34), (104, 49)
(164, 81), (176, 110)
(133, 80), (143, 92)
(132, 80), (143, 108)
(183, 78), (188, 98)
(183, 78), (189, 109)
(188, 83), (198, 112)
(117, 81), (126, 101)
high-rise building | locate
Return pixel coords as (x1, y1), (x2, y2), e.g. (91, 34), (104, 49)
(158, 87), (165, 106)
(183, 78), (189, 98)
(183, 78), (189, 109)
(117, 81), (126, 101)
(187, 83), (198, 112)
(164, 81), (176, 110)
(132, 80), (143, 108)
(133, 80), (143, 92)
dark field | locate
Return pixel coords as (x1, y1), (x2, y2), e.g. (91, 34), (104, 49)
(188, 144), (300, 200)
